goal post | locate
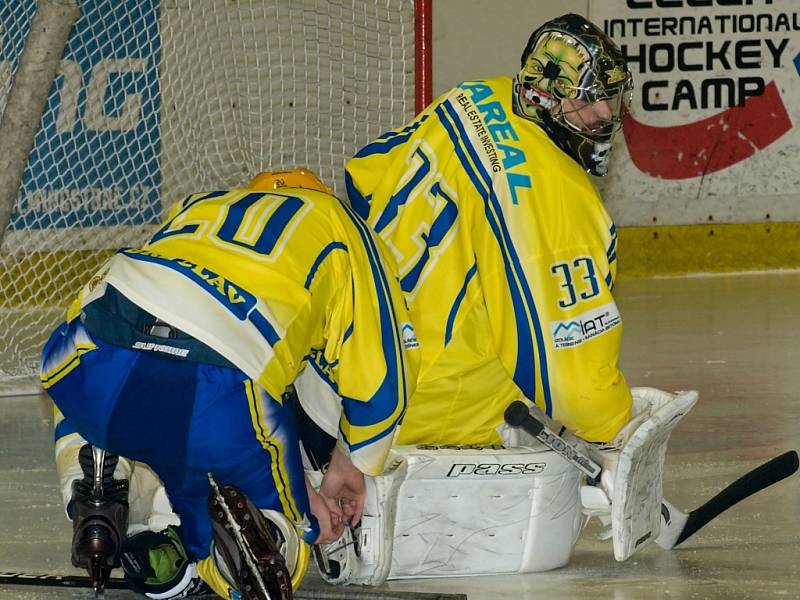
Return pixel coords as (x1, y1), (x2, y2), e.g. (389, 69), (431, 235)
(0, 0), (432, 392)
(414, 0), (432, 113)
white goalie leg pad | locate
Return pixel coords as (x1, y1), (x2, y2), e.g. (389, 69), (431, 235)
(314, 444), (582, 583)
(601, 388), (698, 561)
(388, 445), (581, 578)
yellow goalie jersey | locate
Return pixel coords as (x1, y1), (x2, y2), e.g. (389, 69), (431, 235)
(66, 187), (417, 475)
(345, 77), (632, 444)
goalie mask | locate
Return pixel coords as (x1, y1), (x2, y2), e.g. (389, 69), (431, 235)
(513, 14), (633, 176)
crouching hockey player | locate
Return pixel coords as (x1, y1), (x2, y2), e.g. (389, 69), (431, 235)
(41, 169), (418, 598)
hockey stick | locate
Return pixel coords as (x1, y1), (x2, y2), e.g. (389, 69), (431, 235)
(0, 571), (468, 599)
(504, 400), (799, 549)
(504, 400), (601, 479)
(0, 572), (127, 590)
(656, 449), (799, 548)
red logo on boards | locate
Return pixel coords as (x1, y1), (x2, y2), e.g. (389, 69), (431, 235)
(623, 81), (792, 179)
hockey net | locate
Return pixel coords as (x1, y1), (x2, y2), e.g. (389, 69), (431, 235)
(0, 0), (430, 392)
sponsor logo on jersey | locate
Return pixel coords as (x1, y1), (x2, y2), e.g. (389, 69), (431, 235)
(455, 81), (533, 205)
(122, 249), (255, 314)
(447, 462), (546, 477)
(550, 302), (621, 349)
(401, 322), (419, 349)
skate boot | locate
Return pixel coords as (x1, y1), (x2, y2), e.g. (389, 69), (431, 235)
(207, 474), (305, 600)
(121, 526), (212, 598)
(68, 444), (129, 595)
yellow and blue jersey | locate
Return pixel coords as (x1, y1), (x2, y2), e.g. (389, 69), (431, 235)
(58, 187), (418, 475)
(345, 77), (631, 444)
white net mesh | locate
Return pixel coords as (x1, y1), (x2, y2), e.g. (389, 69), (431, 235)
(0, 0), (417, 387)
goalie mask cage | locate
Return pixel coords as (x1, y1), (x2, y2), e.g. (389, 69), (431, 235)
(0, 0), (432, 392)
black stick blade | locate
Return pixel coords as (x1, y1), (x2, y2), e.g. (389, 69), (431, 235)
(0, 572), (127, 589)
(675, 450), (799, 546)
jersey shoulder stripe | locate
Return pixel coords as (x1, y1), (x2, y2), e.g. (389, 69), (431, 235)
(435, 96), (553, 414)
(339, 202), (407, 419)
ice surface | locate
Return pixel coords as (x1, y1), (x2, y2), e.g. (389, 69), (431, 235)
(1, 273), (798, 599)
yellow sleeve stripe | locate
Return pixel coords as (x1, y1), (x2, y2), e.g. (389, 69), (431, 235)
(40, 343), (97, 389)
(244, 380), (301, 523)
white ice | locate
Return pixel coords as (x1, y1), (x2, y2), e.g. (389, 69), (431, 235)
(1, 272), (798, 599)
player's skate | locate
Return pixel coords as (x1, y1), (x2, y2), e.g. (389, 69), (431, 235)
(208, 474), (303, 600)
(69, 443), (130, 595)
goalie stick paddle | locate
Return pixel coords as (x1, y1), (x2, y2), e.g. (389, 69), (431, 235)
(0, 571), (469, 599)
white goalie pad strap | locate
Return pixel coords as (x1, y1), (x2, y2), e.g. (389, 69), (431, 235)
(611, 388), (698, 561)
(315, 451), (407, 586)
(316, 444), (582, 584)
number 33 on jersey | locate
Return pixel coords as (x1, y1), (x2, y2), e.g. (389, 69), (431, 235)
(345, 77), (631, 444)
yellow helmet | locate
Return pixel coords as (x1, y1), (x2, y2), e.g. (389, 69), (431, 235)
(248, 168), (333, 195)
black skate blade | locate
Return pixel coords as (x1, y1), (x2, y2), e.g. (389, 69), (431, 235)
(88, 554), (110, 598)
(208, 474), (276, 599)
